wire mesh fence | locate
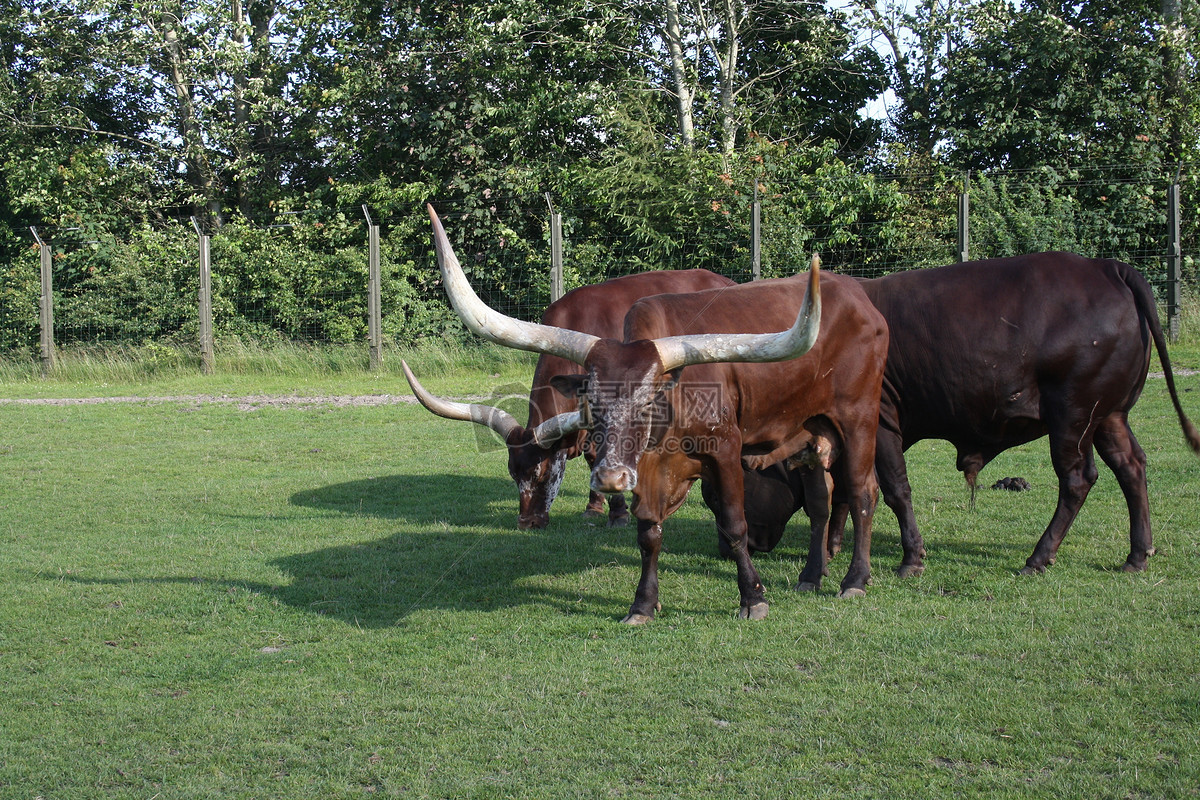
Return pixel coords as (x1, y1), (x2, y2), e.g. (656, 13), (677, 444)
(5, 165), (1196, 372)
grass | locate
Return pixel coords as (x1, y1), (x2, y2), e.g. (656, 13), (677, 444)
(1, 349), (1199, 798)
(0, 339), (540, 399)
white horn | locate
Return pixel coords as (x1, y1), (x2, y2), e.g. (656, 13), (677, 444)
(429, 205), (599, 365)
(652, 254), (822, 372)
(402, 360), (523, 441)
(529, 410), (588, 448)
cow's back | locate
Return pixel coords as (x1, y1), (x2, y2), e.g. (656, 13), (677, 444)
(861, 252), (1151, 450)
(528, 269), (735, 425)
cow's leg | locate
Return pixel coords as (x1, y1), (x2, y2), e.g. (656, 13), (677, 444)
(876, 428), (925, 577)
(582, 447), (608, 519)
(837, 438), (879, 598)
(1021, 422), (1099, 574)
(827, 500), (847, 557)
(623, 517), (664, 625)
(1093, 413), (1153, 572)
(707, 460), (768, 620)
(623, 462), (695, 625)
(795, 466), (832, 592)
(582, 490), (606, 518)
(606, 491), (630, 527)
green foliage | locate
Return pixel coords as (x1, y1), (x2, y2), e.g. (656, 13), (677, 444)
(3, 0), (1200, 351)
(968, 167), (1173, 270)
(736, 1), (888, 156)
(938, 0), (1175, 170)
(213, 220), (369, 343)
(970, 172), (1086, 258)
(52, 226), (197, 343)
(560, 137), (936, 285)
(0, 242), (38, 350)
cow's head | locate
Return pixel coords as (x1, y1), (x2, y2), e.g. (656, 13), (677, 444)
(546, 339), (678, 493)
(423, 204), (821, 496)
(401, 360), (576, 529)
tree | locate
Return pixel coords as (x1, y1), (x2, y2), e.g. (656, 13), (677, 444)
(644, 0), (886, 156)
(854, 0), (958, 154)
(1, 0), (345, 227)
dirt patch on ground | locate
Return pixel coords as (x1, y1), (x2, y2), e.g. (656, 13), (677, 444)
(1, 370), (1193, 410)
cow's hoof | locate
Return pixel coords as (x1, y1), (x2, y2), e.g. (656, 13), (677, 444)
(621, 613), (654, 625)
(1122, 548), (1155, 572)
(607, 514), (630, 528)
(794, 581), (820, 593)
(1018, 564), (1046, 576)
(738, 602), (769, 620)
(836, 587), (866, 599)
(896, 563), (925, 579)
(582, 509), (605, 520)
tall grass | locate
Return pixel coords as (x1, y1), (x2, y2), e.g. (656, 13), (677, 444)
(4, 290), (1198, 388)
(0, 339), (539, 395)
(1174, 285), (1200, 346)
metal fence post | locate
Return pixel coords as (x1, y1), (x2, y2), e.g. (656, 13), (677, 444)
(546, 193), (564, 303)
(363, 205), (383, 370)
(192, 217), (215, 374)
(1167, 181), (1182, 340)
(957, 171), (970, 263)
(30, 227), (55, 375)
(751, 182), (762, 280)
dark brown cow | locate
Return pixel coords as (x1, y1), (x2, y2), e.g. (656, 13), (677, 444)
(719, 253), (1200, 576)
(422, 206), (888, 623)
(701, 463), (803, 556)
(403, 269), (734, 529)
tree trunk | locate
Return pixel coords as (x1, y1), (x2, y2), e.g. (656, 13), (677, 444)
(1161, 0), (1187, 166)
(159, 8), (221, 223)
(718, 0), (740, 155)
(665, 0), (696, 148)
(232, 0), (250, 218)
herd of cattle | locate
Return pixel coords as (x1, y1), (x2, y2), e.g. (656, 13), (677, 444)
(404, 205), (1200, 624)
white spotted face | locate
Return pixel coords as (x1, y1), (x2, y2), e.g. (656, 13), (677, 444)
(584, 347), (666, 494)
(511, 440), (567, 530)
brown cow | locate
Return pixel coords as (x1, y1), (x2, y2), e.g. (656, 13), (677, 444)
(403, 269), (734, 529)
(424, 206), (888, 623)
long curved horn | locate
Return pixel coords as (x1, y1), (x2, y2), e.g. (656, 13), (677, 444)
(402, 359), (523, 441)
(429, 205), (599, 365)
(529, 410), (587, 448)
(652, 255), (822, 372)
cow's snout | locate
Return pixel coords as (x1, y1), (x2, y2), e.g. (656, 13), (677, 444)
(591, 466), (637, 494)
(517, 511), (550, 530)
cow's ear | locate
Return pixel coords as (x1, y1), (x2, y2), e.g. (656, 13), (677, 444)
(659, 368), (684, 393)
(549, 374), (587, 397)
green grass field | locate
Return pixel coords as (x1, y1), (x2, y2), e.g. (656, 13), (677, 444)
(1, 345), (1198, 798)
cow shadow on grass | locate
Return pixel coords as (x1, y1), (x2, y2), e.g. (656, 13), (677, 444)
(743, 502), (1043, 579)
(273, 473), (742, 626)
(288, 472), (504, 523)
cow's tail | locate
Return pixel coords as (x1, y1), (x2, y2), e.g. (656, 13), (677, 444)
(1117, 259), (1200, 453)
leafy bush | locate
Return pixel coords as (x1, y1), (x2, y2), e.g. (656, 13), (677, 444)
(53, 226), (198, 343)
(0, 245), (39, 350)
(1, 155), (1193, 355)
